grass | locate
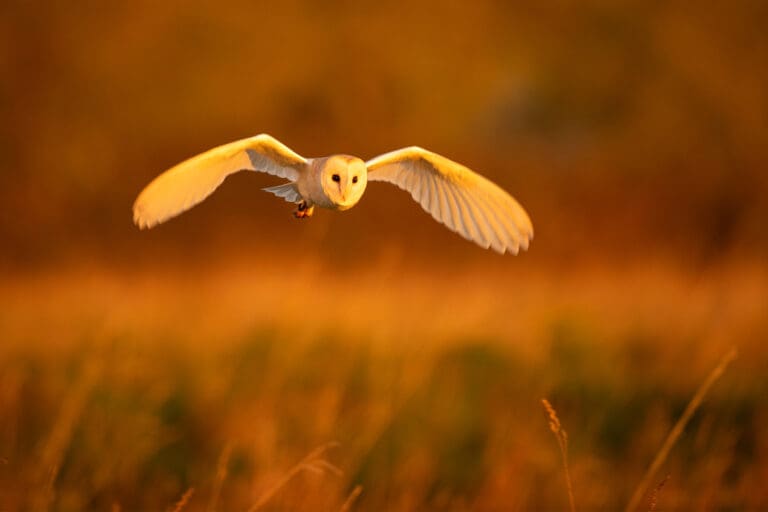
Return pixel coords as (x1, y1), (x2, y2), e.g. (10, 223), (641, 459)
(246, 442), (341, 512)
(646, 475), (669, 512)
(169, 488), (194, 512)
(541, 399), (576, 512)
(624, 348), (738, 512)
(0, 258), (766, 510)
(542, 348), (739, 512)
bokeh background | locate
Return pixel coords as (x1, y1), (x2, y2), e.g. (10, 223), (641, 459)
(1, 1), (767, 510)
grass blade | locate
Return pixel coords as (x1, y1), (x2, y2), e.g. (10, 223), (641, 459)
(624, 347), (737, 512)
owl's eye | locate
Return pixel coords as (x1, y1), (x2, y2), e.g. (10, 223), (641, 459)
(332, 174), (340, 182)
(352, 176), (359, 184)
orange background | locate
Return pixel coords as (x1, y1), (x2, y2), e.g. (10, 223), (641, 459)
(1, 2), (767, 511)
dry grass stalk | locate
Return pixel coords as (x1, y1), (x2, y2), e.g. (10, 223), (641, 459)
(625, 347), (737, 512)
(207, 441), (233, 512)
(247, 441), (341, 512)
(542, 399), (576, 512)
(169, 487), (195, 512)
(339, 485), (363, 512)
(647, 474), (669, 512)
(31, 361), (101, 512)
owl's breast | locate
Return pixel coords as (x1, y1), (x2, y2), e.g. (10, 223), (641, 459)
(296, 159), (336, 209)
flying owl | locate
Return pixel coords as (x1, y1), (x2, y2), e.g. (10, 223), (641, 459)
(133, 134), (533, 254)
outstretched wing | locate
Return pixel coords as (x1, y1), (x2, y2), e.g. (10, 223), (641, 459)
(133, 134), (307, 229)
(366, 147), (533, 254)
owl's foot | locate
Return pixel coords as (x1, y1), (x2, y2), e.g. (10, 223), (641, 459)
(293, 201), (314, 219)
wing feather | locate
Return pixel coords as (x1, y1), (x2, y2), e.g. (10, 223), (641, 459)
(436, 182), (451, 228)
(474, 192), (514, 254)
(133, 134), (307, 229)
(366, 147), (533, 254)
(415, 170), (428, 204)
(444, 184), (469, 239)
(454, 186), (490, 250)
(427, 173), (441, 219)
(461, 188), (504, 253)
(420, 172), (433, 212)
(483, 195), (521, 253)
(483, 189), (526, 251)
(404, 168), (420, 197)
(486, 184), (531, 250)
(461, 184), (519, 253)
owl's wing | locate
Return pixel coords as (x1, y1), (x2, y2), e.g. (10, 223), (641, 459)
(133, 134), (307, 229)
(366, 147), (533, 254)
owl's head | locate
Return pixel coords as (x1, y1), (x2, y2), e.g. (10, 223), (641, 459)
(320, 155), (368, 210)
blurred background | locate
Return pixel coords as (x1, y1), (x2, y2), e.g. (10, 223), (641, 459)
(1, 1), (767, 510)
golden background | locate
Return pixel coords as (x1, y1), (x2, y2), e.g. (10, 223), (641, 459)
(1, 1), (766, 510)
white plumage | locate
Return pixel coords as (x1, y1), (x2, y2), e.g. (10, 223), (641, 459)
(133, 134), (533, 254)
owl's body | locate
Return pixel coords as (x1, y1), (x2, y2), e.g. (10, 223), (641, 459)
(133, 134), (533, 254)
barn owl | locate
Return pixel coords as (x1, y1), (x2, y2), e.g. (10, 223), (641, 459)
(133, 134), (533, 254)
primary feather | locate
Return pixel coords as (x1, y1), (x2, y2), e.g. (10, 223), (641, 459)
(366, 147), (533, 254)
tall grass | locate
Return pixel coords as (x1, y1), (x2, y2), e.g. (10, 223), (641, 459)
(0, 261), (765, 510)
(246, 442), (341, 512)
(169, 488), (194, 512)
(541, 399), (576, 512)
(541, 348), (739, 512)
(624, 348), (738, 512)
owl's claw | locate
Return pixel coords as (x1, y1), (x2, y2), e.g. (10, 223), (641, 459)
(293, 201), (314, 219)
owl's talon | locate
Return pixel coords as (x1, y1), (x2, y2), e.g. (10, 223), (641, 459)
(293, 202), (314, 218)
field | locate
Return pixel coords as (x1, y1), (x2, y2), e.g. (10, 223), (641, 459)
(1, 257), (766, 511)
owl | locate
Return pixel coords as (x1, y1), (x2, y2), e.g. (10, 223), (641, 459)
(133, 134), (533, 254)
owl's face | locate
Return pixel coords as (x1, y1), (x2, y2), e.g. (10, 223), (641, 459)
(320, 155), (368, 210)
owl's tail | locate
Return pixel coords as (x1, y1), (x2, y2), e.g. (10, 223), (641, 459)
(262, 182), (302, 204)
